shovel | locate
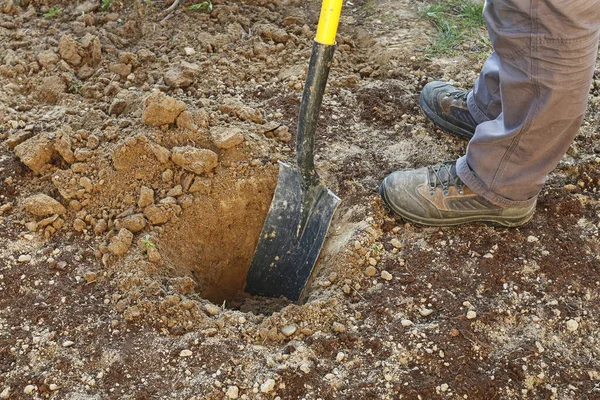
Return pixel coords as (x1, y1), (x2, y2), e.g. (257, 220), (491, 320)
(244, 0), (343, 301)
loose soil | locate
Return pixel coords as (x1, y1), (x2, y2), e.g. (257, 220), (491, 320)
(1, 0), (600, 399)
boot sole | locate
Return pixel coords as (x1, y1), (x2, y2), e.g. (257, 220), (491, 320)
(419, 92), (475, 141)
(379, 179), (534, 228)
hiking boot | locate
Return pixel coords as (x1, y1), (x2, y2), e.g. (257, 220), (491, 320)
(419, 81), (478, 140)
(379, 161), (535, 227)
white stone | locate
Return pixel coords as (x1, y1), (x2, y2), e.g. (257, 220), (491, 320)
(226, 386), (239, 399)
(260, 379), (275, 393)
(281, 325), (297, 337)
(527, 235), (539, 243)
(0, 388), (10, 399)
(419, 308), (433, 317)
(440, 383), (449, 392)
(466, 311), (477, 320)
(184, 47), (196, 55)
(566, 319), (579, 332)
(390, 238), (402, 249)
(204, 303), (221, 316)
(18, 255), (32, 263)
(23, 385), (36, 394)
(380, 271), (393, 281)
(400, 319), (413, 327)
(49, 384), (58, 391)
(180, 349), (193, 357)
(336, 352), (345, 362)
(62, 340), (74, 347)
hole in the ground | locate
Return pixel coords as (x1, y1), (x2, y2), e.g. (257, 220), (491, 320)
(158, 166), (292, 309)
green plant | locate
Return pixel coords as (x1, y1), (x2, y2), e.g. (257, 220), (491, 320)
(69, 80), (83, 94)
(101, 0), (111, 12)
(187, 1), (213, 12)
(43, 6), (63, 18)
(142, 235), (157, 252)
(420, 0), (488, 56)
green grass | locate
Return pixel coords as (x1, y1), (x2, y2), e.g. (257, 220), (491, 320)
(101, 0), (111, 12)
(187, 1), (213, 12)
(420, 0), (489, 57)
(43, 6), (62, 18)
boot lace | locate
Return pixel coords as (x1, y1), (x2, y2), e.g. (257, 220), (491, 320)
(428, 161), (464, 197)
(452, 89), (469, 102)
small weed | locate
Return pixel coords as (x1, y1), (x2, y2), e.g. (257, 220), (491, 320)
(371, 243), (384, 255)
(142, 235), (157, 252)
(101, 0), (111, 12)
(69, 80), (83, 94)
(420, 0), (488, 56)
(187, 1), (213, 12)
(43, 7), (63, 18)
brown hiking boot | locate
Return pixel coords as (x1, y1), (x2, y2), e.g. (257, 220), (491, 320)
(379, 161), (535, 227)
(419, 81), (478, 140)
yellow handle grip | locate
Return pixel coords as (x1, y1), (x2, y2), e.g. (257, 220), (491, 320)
(315, 0), (343, 45)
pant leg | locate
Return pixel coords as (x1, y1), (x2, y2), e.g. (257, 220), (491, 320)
(467, 52), (502, 123)
(457, 0), (600, 207)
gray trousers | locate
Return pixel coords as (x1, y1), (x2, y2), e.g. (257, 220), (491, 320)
(456, 0), (600, 207)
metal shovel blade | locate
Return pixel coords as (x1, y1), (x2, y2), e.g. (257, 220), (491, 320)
(245, 161), (340, 300)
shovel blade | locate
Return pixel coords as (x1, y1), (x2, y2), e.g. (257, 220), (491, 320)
(245, 162), (340, 301)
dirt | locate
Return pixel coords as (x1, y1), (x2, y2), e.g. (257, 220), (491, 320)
(1, 0), (600, 399)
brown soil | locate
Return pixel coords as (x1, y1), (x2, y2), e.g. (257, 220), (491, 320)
(1, 0), (600, 399)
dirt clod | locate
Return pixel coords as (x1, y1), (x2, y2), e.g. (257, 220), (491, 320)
(23, 194), (66, 216)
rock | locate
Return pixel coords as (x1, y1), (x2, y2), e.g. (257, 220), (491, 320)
(419, 308), (434, 317)
(109, 63), (132, 79)
(54, 127), (75, 164)
(108, 228), (133, 255)
(80, 34), (102, 66)
(149, 142), (171, 164)
(147, 247), (161, 263)
(466, 310), (477, 320)
(380, 270), (393, 281)
(143, 204), (177, 225)
(23, 194), (66, 216)
(164, 68), (194, 89)
(14, 134), (56, 174)
(59, 35), (82, 66)
(225, 385), (239, 399)
(179, 349), (193, 357)
(176, 111), (198, 132)
(254, 23), (290, 43)
(204, 303), (220, 316)
(184, 47), (196, 55)
(94, 219), (108, 234)
(364, 266), (377, 277)
(171, 146), (218, 175)
(274, 125), (292, 142)
(37, 50), (59, 68)
(18, 255), (32, 263)
(142, 92), (186, 126)
(527, 235), (539, 243)
(116, 214), (147, 233)
(189, 177), (212, 194)
(138, 186), (154, 208)
(171, 277), (195, 295)
(108, 90), (140, 116)
(167, 185), (183, 197)
(281, 324), (297, 337)
(73, 218), (86, 232)
(5, 131), (34, 149)
(336, 352), (345, 362)
(137, 48), (156, 63)
(260, 379), (276, 393)
(400, 319), (413, 327)
(83, 271), (97, 283)
(212, 127), (244, 149)
(36, 76), (66, 104)
(0, 387), (10, 399)
(566, 319), (579, 332)
(332, 322), (345, 332)
(62, 340), (74, 347)
(390, 238), (402, 249)
(23, 385), (36, 395)
(48, 384), (58, 391)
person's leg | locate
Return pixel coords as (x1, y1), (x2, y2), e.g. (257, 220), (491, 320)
(380, 0), (600, 226)
(457, 0), (600, 206)
(467, 52), (502, 123)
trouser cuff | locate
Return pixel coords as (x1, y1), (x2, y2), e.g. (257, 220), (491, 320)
(467, 92), (491, 125)
(456, 156), (538, 208)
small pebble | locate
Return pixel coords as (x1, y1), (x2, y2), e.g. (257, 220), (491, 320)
(364, 266), (377, 277)
(466, 310), (477, 320)
(527, 235), (539, 243)
(380, 270), (393, 281)
(390, 238), (402, 249)
(18, 255), (32, 263)
(23, 385), (36, 394)
(419, 308), (433, 317)
(180, 349), (193, 357)
(336, 352), (345, 362)
(566, 319), (579, 332)
(0, 388), (10, 399)
(49, 384), (58, 391)
(449, 328), (460, 337)
(332, 322), (346, 332)
(62, 340), (74, 347)
(368, 257), (377, 266)
(226, 386), (239, 399)
(260, 379), (275, 393)
(440, 383), (449, 392)
(281, 325), (297, 337)
(204, 303), (221, 316)
(400, 319), (413, 327)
